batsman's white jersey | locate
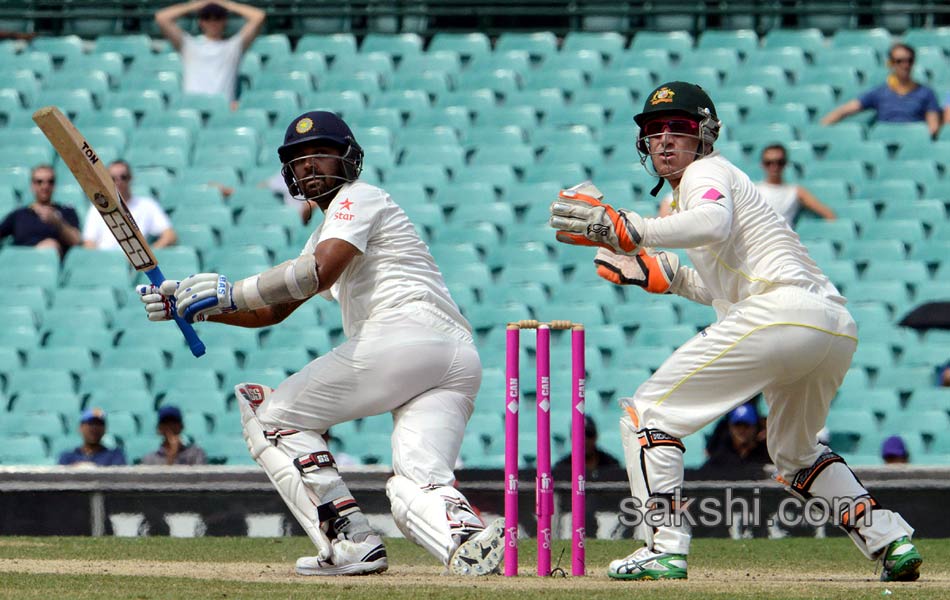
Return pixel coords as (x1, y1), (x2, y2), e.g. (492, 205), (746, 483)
(258, 181), (479, 486)
(629, 151), (857, 479)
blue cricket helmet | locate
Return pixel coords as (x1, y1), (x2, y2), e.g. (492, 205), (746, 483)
(278, 111), (364, 198)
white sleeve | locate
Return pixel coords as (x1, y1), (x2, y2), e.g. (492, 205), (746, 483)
(669, 265), (714, 305)
(317, 186), (385, 252)
(640, 163), (733, 248)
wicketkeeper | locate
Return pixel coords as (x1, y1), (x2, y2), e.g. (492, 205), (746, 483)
(549, 81), (922, 583)
(137, 111), (503, 576)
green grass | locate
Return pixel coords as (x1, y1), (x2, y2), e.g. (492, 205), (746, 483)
(0, 537), (947, 599)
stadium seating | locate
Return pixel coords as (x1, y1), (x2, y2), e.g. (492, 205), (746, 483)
(2, 23), (949, 466)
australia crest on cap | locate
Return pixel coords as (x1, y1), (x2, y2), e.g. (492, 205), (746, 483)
(650, 87), (675, 105)
(295, 117), (314, 134)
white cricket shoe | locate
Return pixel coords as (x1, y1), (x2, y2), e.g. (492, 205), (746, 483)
(448, 517), (505, 576)
(295, 534), (388, 576)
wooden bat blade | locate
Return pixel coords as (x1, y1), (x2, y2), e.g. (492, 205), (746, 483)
(32, 106), (206, 358)
(31, 106), (158, 271)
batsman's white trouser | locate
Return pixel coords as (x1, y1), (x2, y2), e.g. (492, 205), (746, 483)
(620, 286), (912, 555)
(252, 302), (483, 561)
(256, 302), (480, 485)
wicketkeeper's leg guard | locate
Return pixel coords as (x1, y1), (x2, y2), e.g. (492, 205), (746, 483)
(237, 383), (376, 559)
(620, 408), (691, 555)
(780, 448), (913, 559)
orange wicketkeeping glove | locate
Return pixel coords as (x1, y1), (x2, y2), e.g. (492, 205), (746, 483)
(549, 181), (644, 255)
(593, 247), (680, 294)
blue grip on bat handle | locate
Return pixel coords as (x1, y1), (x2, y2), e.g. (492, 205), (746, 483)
(145, 267), (206, 357)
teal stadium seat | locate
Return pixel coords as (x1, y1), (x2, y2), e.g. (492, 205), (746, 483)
(832, 28), (892, 55)
(296, 34), (357, 59)
(360, 33), (423, 58)
(0, 435), (49, 465)
(697, 29), (758, 55)
(496, 32), (558, 62)
(428, 33), (491, 63)
(95, 35), (153, 62)
(629, 31), (692, 58)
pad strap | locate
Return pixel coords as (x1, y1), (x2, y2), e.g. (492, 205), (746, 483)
(294, 451), (337, 474)
(317, 495), (362, 538)
(789, 450), (844, 495)
(264, 428), (300, 444)
(638, 428), (685, 453)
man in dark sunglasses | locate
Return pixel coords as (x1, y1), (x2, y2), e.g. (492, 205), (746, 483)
(822, 42), (940, 137)
(757, 144), (836, 226)
(0, 163), (81, 256)
(82, 160), (177, 250)
(550, 81), (922, 583)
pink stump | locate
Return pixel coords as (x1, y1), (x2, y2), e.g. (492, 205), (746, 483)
(504, 325), (520, 576)
(571, 326), (586, 576)
(535, 325), (552, 576)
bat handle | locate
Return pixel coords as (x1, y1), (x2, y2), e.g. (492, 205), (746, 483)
(145, 267), (207, 357)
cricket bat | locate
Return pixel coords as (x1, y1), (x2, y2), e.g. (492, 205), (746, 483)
(32, 106), (206, 357)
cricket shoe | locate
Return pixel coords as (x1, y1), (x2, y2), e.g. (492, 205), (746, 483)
(295, 534), (388, 576)
(449, 517), (505, 576)
(608, 546), (688, 580)
(880, 536), (922, 582)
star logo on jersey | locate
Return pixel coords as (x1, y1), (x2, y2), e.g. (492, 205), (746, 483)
(650, 87), (675, 105)
(295, 117), (314, 134)
(332, 198), (355, 221)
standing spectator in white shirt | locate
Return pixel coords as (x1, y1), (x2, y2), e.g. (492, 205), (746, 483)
(755, 144), (836, 226)
(155, 0), (265, 105)
(83, 160), (177, 250)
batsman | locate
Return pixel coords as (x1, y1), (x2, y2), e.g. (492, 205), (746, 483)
(549, 81), (922, 582)
(136, 111), (503, 576)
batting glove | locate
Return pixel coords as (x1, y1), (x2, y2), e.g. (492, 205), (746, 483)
(549, 184), (644, 255)
(136, 282), (179, 322)
(594, 247), (680, 294)
(173, 273), (238, 323)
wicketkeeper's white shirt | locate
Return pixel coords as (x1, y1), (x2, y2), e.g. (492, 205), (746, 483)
(641, 152), (842, 306)
(301, 181), (472, 338)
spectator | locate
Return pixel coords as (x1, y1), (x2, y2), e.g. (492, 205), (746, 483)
(82, 160), (177, 250)
(881, 435), (910, 465)
(140, 405), (208, 466)
(0, 164), (81, 257)
(554, 416), (620, 480)
(821, 43), (941, 138)
(155, 0), (266, 107)
(58, 408), (127, 466)
(756, 144), (836, 226)
(702, 404), (771, 470)
(938, 361), (950, 387)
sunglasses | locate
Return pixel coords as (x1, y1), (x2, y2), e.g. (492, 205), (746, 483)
(762, 159), (787, 167)
(641, 118), (700, 138)
(891, 57), (914, 64)
(112, 174), (131, 181)
(32, 178), (55, 184)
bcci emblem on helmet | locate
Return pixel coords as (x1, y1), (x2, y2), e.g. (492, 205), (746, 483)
(295, 117), (314, 134)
